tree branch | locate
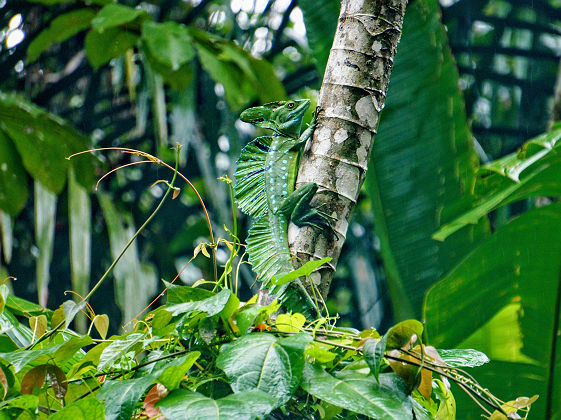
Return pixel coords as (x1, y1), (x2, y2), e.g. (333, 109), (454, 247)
(289, 0), (408, 298)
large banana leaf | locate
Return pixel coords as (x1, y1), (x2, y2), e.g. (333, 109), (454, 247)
(424, 202), (561, 419)
(434, 125), (561, 240)
(367, 0), (489, 319)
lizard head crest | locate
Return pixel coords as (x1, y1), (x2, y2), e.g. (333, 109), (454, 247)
(240, 99), (310, 137)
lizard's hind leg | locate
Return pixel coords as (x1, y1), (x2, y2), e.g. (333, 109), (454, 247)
(279, 183), (336, 232)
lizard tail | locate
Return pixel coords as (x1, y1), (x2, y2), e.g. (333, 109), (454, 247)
(246, 214), (292, 288)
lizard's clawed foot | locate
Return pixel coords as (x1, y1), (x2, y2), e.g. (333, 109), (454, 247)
(301, 205), (340, 239)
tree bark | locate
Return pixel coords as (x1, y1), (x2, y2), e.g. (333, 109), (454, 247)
(289, 0), (408, 298)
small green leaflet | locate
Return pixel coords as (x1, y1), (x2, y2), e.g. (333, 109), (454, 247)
(271, 257), (332, 286)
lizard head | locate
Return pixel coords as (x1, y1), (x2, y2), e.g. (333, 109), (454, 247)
(240, 99), (310, 137)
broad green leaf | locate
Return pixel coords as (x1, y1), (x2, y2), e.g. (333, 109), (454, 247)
(98, 193), (157, 324)
(302, 364), (414, 419)
(217, 333), (310, 404)
(50, 397), (104, 420)
(275, 313), (306, 332)
(386, 320), (423, 350)
(29, 315), (47, 338)
(304, 342), (337, 364)
(98, 333), (145, 372)
(299, 0), (339, 76)
(363, 335), (387, 381)
(0, 92), (95, 193)
(5, 295), (46, 317)
(437, 349), (489, 368)
(156, 351), (200, 390)
(0, 309), (34, 349)
(165, 288), (234, 318)
(0, 130), (28, 216)
(142, 22), (195, 71)
(27, 9), (96, 63)
(156, 389), (276, 420)
(164, 281), (214, 304)
(0, 394), (38, 411)
(367, 0), (489, 319)
(34, 182), (56, 306)
(424, 203), (561, 418)
(0, 336), (89, 372)
(62, 300), (87, 328)
(68, 168), (91, 333)
(91, 4), (149, 32)
(93, 314), (109, 339)
(272, 257), (332, 286)
(234, 299), (280, 335)
(37, 335), (92, 367)
(96, 375), (154, 420)
(434, 126), (561, 241)
(85, 28), (138, 70)
(190, 29), (285, 111)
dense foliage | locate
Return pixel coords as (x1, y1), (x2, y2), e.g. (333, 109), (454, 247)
(1, 0), (561, 418)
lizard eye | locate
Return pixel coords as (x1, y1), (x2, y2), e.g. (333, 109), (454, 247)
(287, 102), (295, 109)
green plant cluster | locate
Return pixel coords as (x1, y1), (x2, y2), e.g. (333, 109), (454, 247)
(0, 278), (536, 420)
(0, 149), (536, 420)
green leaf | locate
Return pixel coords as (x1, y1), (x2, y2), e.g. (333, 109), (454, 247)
(91, 4), (149, 32)
(62, 300), (87, 328)
(93, 314), (109, 339)
(142, 22), (195, 71)
(424, 202), (561, 418)
(363, 335), (387, 381)
(302, 364), (414, 419)
(272, 257), (332, 286)
(27, 9), (96, 63)
(96, 375), (155, 420)
(50, 397), (105, 420)
(434, 127), (561, 241)
(97, 333), (145, 372)
(190, 29), (285, 111)
(40, 335), (92, 367)
(0, 92), (95, 193)
(367, 0), (489, 319)
(275, 313), (306, 332)
(217, 333), (311, 404)
(156, 389), (276, 420)
(437, 349), (489, 368)
(165, 288), (234, 318)
(0, 394), (38, 411)
(386, 320), (423, 350)
(0, 130), (28, 216)
(164, 281), (214, 304)
(0, 335), (90, 372)
(85, 28), (138, 70)
(6, 295), (48, 317)
(156, 351), (200, 390)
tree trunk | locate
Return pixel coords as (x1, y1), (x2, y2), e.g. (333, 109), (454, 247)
(289, 0), (408, 298)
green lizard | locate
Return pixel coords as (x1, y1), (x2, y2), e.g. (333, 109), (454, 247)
(234, 99), (333, 310)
